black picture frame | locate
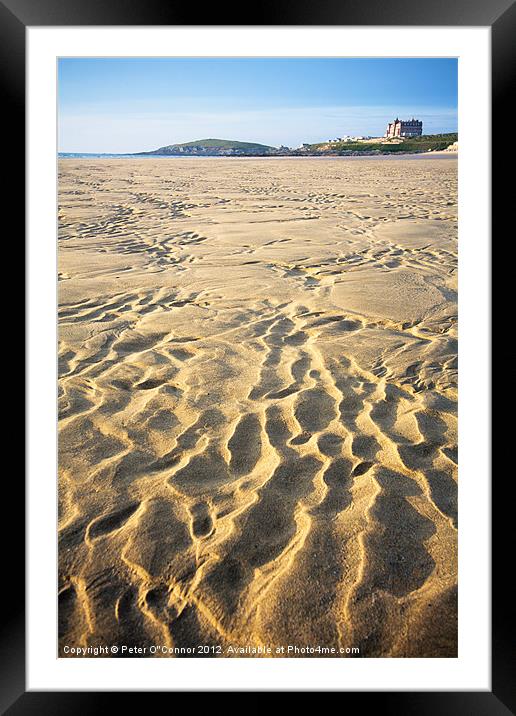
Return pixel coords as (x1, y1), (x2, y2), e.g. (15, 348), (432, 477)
(6, 0), (507, 710)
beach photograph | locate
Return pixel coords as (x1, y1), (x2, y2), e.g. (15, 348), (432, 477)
(58, 57), (458, 658)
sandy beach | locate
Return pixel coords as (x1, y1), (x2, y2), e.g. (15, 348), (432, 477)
(58, 157), (457, 657)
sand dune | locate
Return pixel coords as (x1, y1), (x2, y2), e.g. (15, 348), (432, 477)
(58, 157), (457, 657)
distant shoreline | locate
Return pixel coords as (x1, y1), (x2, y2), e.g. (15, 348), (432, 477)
(58, 151), (457, 160)
(59, 133), (458, 160)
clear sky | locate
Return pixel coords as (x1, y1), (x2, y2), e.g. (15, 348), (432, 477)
(58, 58), (458, 153)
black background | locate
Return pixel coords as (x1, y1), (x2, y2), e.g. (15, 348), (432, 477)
(3, 0), (510, 711)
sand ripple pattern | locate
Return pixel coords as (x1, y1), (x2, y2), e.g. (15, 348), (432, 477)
(58, 158), (457, 657)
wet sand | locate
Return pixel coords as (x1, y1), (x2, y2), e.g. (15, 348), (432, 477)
(58, 157), (457, 657)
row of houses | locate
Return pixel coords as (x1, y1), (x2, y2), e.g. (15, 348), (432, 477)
(324, 118), (424, 146)
(278, 118), (425, 152)
(327, 135), (372, 144)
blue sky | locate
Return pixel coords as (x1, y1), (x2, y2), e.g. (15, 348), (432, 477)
(58, 58), (458, 152)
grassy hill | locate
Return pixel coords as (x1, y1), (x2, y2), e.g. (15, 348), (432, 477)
(143, 138), (276, 155)
(310, 133), (458, 155)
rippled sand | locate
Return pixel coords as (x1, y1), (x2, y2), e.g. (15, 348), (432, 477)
(58, 157), (457, 657)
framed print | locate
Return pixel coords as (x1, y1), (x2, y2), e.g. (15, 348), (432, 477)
(7, 0), (509, 709)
